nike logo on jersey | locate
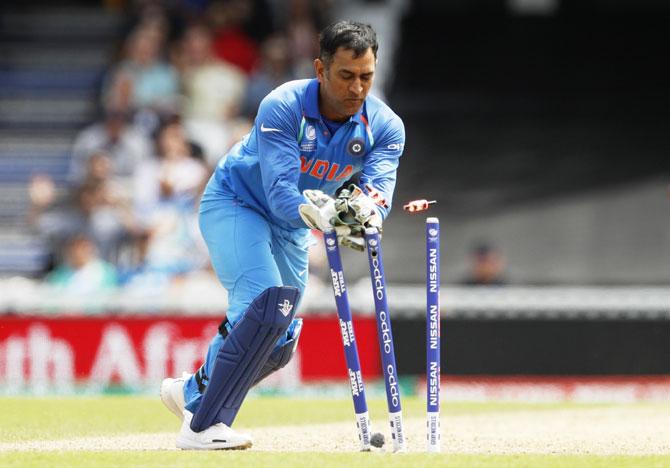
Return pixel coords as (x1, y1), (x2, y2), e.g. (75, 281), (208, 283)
(260, 123), (282, 133)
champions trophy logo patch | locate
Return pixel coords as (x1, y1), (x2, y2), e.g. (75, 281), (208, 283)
(347, 138), (365, 157)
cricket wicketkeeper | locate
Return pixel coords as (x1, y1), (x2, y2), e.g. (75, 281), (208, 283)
(160, 20), (405, 450)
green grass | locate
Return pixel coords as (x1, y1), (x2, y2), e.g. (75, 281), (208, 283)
(1, 396), (669, 467)
(0, 396), (621, 442)
(2, 452), (669, 468)
(0, 396), (636, 442)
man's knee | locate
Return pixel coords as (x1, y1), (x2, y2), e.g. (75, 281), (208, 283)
(254, 318), (303, 385)
(190, 286), (300, 430)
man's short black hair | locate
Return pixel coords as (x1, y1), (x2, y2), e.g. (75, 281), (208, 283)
(319, 21), (378, 67)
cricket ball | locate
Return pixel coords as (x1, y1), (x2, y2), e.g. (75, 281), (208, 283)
(370, 432), (385, 448)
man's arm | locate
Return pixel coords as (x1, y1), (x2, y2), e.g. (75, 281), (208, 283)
(300, 116), (405, 247)
(255, 93), (309, 228)
(359, 116), (406, 220)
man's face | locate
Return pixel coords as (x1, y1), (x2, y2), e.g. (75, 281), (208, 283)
(67, 238), (95, 269)
(315, 47), (376, 121)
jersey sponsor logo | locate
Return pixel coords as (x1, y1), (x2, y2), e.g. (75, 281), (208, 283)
(260, 123), (282, 133)
(346, 137), (365, 157)
(300, 156), (353, 182)
(387, 143), (403, 151)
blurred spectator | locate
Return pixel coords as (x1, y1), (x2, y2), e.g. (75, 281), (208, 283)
(173, 22), (250, 162)
(119, 207), (206, 290)
(461, 242), (508, 286)
(70, 107), (151, 192)
(189, 140), (206, 162)
(207, 0), (260, 74)
(178, 23), (247, 122)
(332, 0), (409, 100)
(242, 34), (295, 118)
(133, 119), (209, 216)
(177, 25), (252, 160)
(29, 152), (140, 264)
(129, 119), (209, 279)
(102, 24), (180, 123)
(46, 235), (118, 294)
(116, 231), (173, 292)
(283, 0), (321, 78)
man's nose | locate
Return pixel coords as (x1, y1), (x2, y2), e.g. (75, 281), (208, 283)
(349, 80), (363, 95)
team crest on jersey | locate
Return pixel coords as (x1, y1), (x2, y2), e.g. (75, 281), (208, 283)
(305, 125), (316, 140)
(347, 137), (365, 157)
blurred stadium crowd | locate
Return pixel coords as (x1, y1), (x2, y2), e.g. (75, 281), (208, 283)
(2, 1), (669, 392)
(4, 0), (356, 309)
(4, 0), (666, 315)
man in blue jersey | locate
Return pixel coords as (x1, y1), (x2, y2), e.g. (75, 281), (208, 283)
(160, 20), (405, 450)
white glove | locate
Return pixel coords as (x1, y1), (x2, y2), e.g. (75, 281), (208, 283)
(335, 184), (382, 229)
(338, 223), (367, 252)
(339, 233), (365, 252)
(299, 190), (350, 235)
(300, 189), (369, 251)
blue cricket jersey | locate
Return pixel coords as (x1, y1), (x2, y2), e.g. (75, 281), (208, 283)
(204, 78), (406, 231)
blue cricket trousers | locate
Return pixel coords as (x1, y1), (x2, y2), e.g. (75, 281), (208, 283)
(183, 186), (309, 412)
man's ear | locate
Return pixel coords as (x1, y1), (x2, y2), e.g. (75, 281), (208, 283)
(314, 58), (325, 82)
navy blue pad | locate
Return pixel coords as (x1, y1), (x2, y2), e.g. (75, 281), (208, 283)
(253, 318), (303, 386)
(190, 286), (300, 431)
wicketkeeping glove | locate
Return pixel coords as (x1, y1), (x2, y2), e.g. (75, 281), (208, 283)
(300, 189), (362, 235)
(339, 233), (365, 252)
(299, 189), (339, 231)
(338, 223), (367, 252)
(334, 184), (382, 230)
(299, 190), (367, 252)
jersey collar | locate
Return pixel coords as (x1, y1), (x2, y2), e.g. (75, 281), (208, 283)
(305, 78), (367, 125)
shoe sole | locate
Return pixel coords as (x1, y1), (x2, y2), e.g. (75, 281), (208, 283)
(176, 437), (253, 450)
(160, 378), (185, 421)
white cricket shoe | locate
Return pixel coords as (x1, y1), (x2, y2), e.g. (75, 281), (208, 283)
(176, 410), (253, 450)
(160, 373), (189, 421)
